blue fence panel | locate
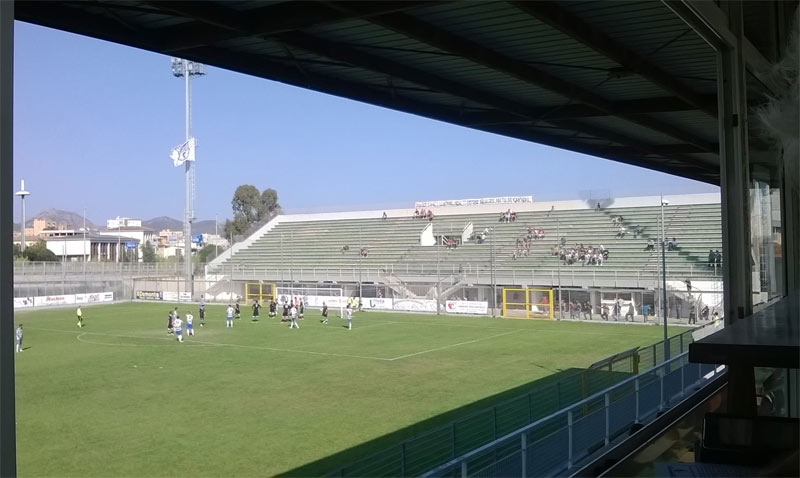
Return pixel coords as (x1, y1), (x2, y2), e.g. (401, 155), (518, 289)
(608, 393), (636, 437)
(472, 450), (522, 478)
(638, 378), (662, 418)
(683, 362), (700, 386)
(527, 427), (569, 477)
(571, 408), (605, 462)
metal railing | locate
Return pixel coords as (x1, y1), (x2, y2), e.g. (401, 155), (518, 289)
(424, 354), (721, 478)
(210, 263), (722, 290)
(326, 324), (717, 478)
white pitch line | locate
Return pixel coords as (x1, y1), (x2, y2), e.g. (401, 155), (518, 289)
(388, 329), (522, 361)
(30, 326), (391, 361)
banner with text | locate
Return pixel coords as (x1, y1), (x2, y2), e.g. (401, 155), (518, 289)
(76, 292), (114, 304)
(445, 300), (489, 315)
(162, 291), (179, 302)
(415, 196), (533, 208)
(13, 297), (34, 309)
(179, 292), (192, 302)
(34, 294), (76, 307)
(135, 290), (163, 301)
(362, 298), (394, 310)
(393, 298), (438, 313)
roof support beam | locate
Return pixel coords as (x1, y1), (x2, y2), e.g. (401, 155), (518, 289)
(511, 1), (718, 117)
(150, 1), (434, 53)
(337, 5), (717, 153)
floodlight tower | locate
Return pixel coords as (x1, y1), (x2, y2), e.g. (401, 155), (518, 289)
(14, 179), (30, 252)
(171, 58), (205, 295)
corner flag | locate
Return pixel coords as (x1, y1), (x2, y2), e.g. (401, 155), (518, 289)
(170, 138), (196, 167)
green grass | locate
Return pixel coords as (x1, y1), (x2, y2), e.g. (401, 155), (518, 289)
(14, 303), (682, 477)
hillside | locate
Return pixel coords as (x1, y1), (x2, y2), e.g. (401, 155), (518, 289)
(28, 209), (97, 230)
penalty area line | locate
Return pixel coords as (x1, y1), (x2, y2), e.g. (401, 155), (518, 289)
(388, 329), (522, 361)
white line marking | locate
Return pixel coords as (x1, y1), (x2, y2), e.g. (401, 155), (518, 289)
(388, 329), (522, 361)
(30, 327), (390, 361)
(75, 332), (217, 347)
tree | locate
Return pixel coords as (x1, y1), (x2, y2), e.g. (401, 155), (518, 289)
(196, 244), (218, 264)
(231, 185), (264, 225)
(23, 240), (58, 261)
(227, 185), (281, 237)
(142, 242), (157, 263)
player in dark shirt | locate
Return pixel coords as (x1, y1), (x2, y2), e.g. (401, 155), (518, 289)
(282, 303), (290, 322)
(167, 310), (174, 335)
(269, 299), (277, 317)
(252, 300), (261, 322)
(199, 305), (205, 327)
(321, 303), (329, 324)
(234, 302), (241, 320)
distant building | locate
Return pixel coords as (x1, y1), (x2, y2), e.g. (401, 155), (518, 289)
(97, 226), (155, 261)
(43, 230), (137, 262)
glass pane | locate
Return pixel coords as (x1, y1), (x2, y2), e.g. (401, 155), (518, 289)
(747, 72), (786, 306)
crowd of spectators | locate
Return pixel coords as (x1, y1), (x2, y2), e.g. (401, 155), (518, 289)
(499, 209), (517, 222)
(554, 243), (609, 266)
(509, 225), (546, 259)
(413, 208), (434, 221)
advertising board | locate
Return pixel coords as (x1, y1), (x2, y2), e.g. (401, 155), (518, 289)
(135, 290), (163, 301)
(445, 300), (489, 315)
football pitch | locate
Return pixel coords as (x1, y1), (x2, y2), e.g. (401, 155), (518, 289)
(13, 303), (682, 477)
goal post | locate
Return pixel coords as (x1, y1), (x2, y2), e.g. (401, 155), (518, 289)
(245, 282), (276, 304)
(275, 285), (345, 317)
(502, 288), (554, 319)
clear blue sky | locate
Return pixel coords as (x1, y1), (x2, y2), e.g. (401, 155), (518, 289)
(13, 22), (717, 224)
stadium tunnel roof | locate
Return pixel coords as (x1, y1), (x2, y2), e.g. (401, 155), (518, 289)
(14, 1), (794, 184)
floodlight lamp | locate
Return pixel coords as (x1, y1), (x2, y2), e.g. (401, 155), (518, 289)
(661, 200), (670, 206)
(170, 57), (184, 77)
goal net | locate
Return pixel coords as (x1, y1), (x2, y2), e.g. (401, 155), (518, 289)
(275, 285), (345, 317)
(502, 288), (554, 319)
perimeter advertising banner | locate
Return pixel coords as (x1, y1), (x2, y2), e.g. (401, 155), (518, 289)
(362, 298), (394, 310)
(76, 292), (115, 304)
(179, 292), (192, 302)
(33, 294), (76, 307)
(13, 297), (34, 308)
(135, 290), (163, 301)
(162, 291), (179, 302)
(445, 300), (489, 315)
(393, 298), (437, 312)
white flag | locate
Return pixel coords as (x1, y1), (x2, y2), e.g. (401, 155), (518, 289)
(170, 138), (196, 167)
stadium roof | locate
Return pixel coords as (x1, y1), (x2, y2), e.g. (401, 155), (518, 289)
(14, 1), (792, 183)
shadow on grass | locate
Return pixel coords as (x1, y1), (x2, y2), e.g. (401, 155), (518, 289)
(281, 367), (617, 477)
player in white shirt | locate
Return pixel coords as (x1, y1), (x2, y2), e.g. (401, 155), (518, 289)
(15, 324), (23, 353)
(173, 317), (183, 343)
(76, 307), (84, 328)
(185, 311), (194, 336)
(345, 304), (353, 330)
(289, 305), (299, 329)
(226, 305), (235, 328)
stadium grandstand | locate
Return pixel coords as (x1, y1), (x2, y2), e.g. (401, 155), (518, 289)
(206, 193), (722, 317)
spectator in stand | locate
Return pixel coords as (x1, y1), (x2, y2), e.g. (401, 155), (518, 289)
(537, 228), (545, 239)
(600, 304), (609, 321)
(646, 239), (655, 251)
(382, 211), (387, 220)
(707, 249), (715, 267)
(612, 300), (621, 321)
(714, 250), (722, 265)
(701, 305), (709, 321)
(341, 244), (350, 254)
(668, 237), (679, 251)
(615, 226), (627, 238)
(596, 202), (601, 211)
(427, 210), (434, 221)
(632, 225), (643, 238)
(548, 205), (554, 217)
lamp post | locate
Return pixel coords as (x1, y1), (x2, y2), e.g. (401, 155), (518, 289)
(490, 227), (496, 317)
(14, 179), (29, 252)
(557, 214), (562, 320)
(171, 57), (205, 297)
(436, 232), (441, 315)
(660, 195), (669, 359)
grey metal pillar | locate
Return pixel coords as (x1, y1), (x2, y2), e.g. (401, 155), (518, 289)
(0, 1), (16, 475)
(717, 1), (753, 323)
